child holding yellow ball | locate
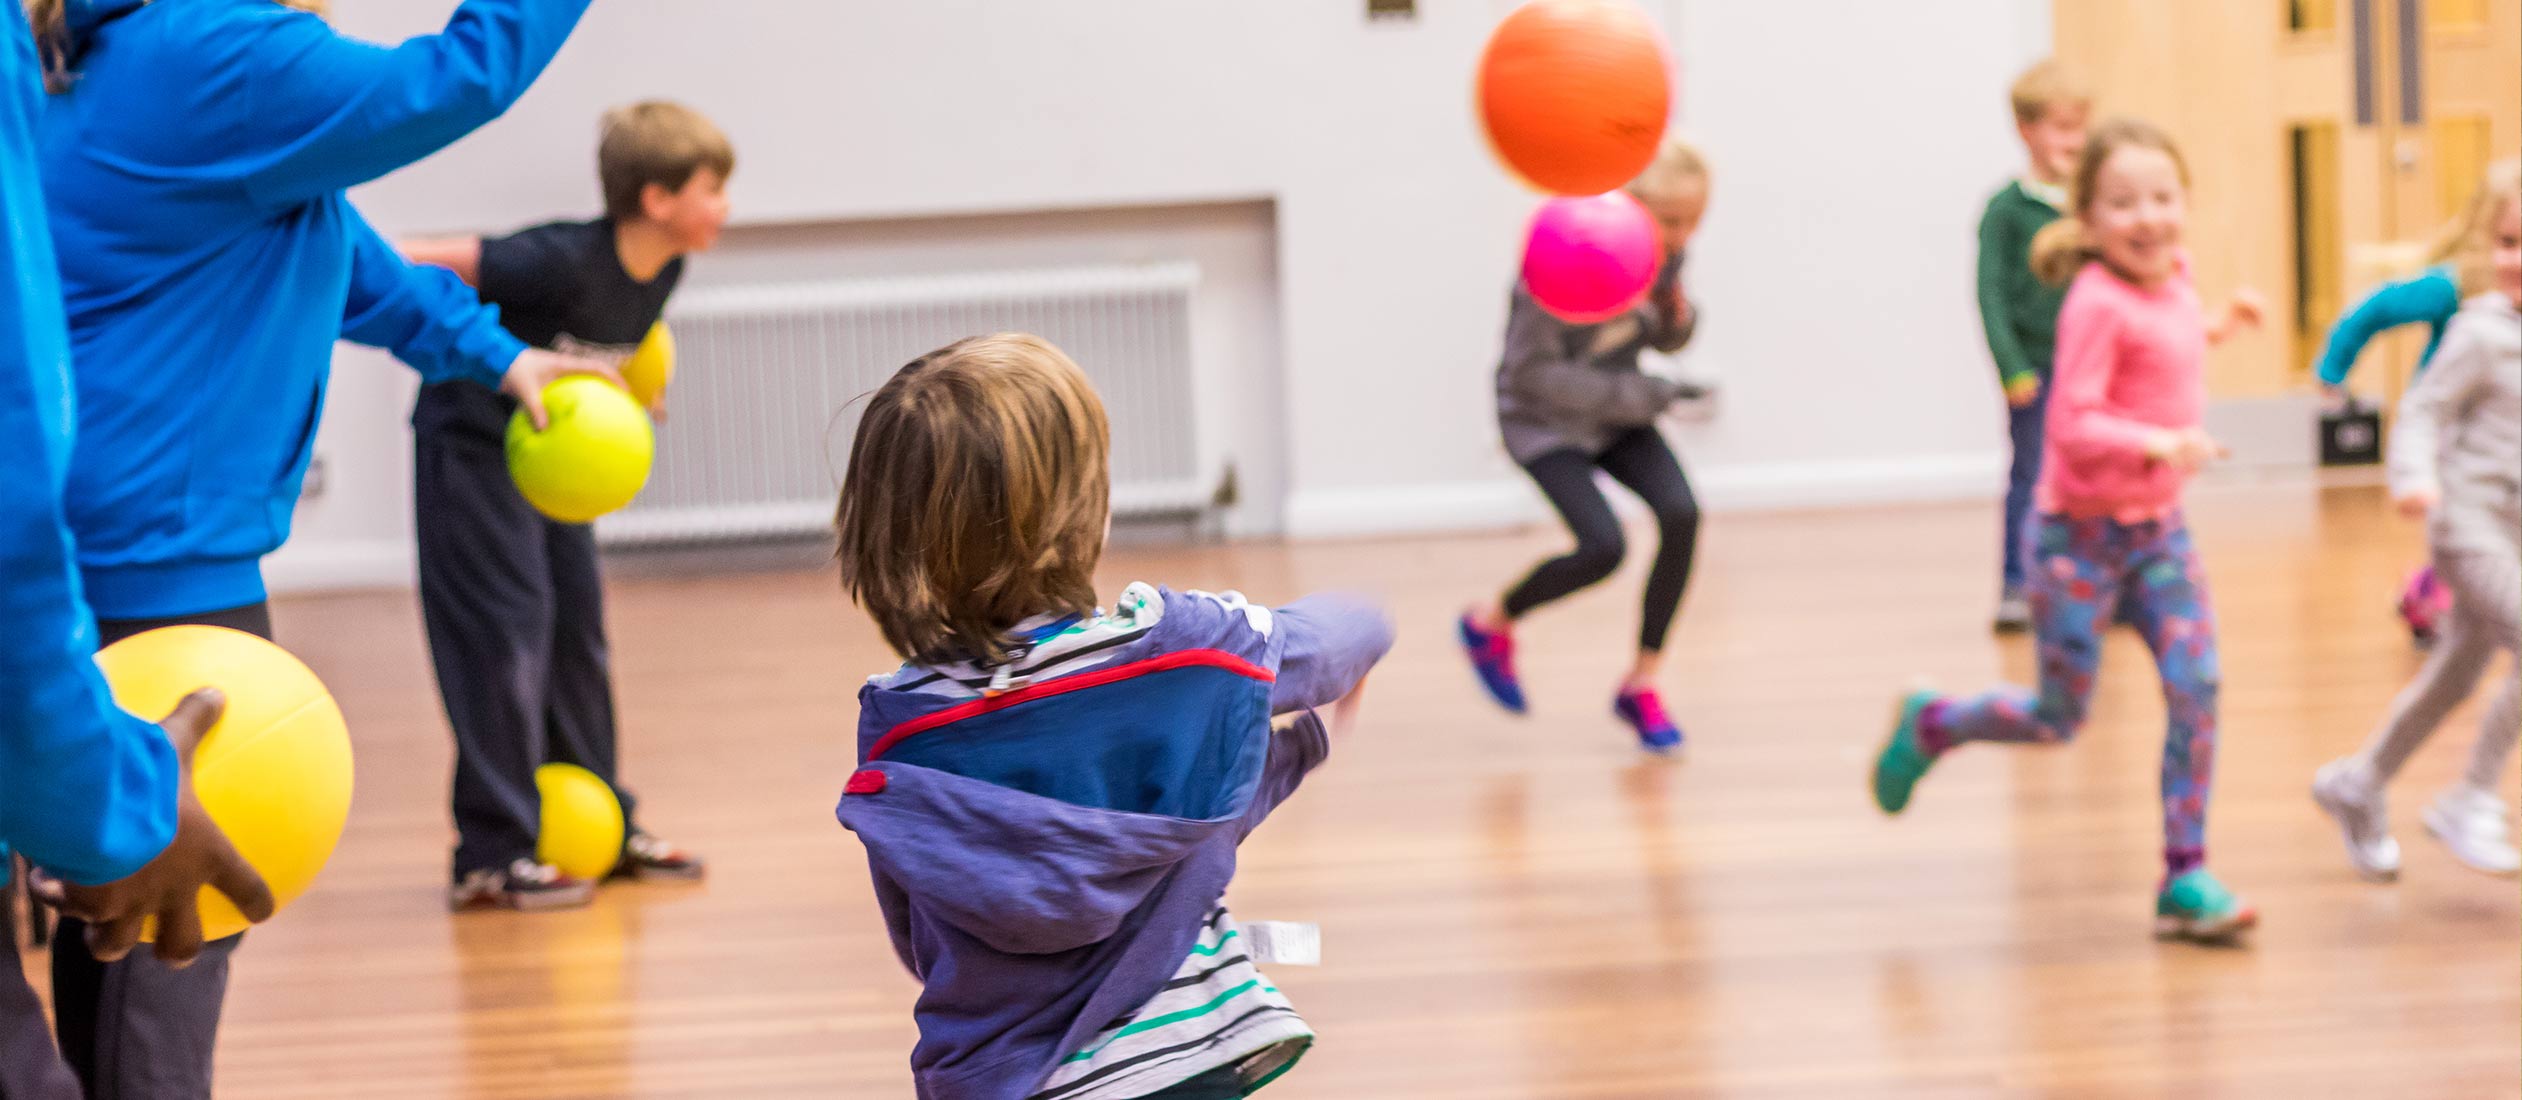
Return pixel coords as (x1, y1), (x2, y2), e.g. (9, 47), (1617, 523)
(400, 102), (734, 911)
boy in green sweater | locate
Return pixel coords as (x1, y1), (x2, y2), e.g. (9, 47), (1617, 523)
(1978, 59), (2089, 632)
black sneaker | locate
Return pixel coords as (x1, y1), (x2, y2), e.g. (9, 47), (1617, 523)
(609, 832), (707, 882)
(449, 859), (595, 912)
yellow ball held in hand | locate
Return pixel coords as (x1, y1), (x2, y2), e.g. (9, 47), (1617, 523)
(506, 376), (655, 524)
(535, 763), (624, 881)
(93, 627), (354, 943)
(619, 321), (675, 410)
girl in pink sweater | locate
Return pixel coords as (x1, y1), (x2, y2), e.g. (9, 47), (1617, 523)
(1869, 119), (2267, 942)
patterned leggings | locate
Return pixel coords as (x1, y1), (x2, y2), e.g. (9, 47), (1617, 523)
(1922, 512), (2223, 876)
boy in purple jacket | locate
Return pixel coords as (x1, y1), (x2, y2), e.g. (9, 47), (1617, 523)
(833, 333), (1390, 1099)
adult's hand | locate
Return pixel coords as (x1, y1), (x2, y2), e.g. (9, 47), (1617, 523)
(34, 690), (276, 967)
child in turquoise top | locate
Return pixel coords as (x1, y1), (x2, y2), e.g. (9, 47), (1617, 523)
(2313, 157), (2520, 646)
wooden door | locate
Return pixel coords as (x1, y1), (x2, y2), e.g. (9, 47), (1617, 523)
(2053, 0), (2519, 401)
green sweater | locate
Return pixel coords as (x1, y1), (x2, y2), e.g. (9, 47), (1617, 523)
(1976, 179), (2068, 388)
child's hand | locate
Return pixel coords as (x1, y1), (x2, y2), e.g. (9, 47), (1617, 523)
(2394, 488), (2439, 521)
(2146, 427), (2226, 473)
(2210, 289), (2268, 344)
(1328, 676), (1367, 739)
(503, 350), (627, 430)
(2229, 288), (2267, 329)
(2004, 375), (2042, 408)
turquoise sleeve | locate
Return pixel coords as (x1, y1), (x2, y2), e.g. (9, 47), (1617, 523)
(2314, 268), (2463, 386)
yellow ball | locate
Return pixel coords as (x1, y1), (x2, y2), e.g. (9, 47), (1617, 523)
(619, 321), (675, 410)
(505, 376), (654, 524)
(535, 763), (624, 881)
(92, 627), (353, 943)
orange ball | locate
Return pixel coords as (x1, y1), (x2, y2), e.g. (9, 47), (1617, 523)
(1476, 0), (1674, 196)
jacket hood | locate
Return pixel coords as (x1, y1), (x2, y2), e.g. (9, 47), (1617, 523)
(838, 761), (1241, 957)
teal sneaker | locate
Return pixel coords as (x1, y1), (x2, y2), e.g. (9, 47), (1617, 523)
(1871, 690), (1941, 815)
(2154, 869), (2257, 942)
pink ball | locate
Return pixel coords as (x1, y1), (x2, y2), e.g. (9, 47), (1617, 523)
(1521, 191), (1663, 324)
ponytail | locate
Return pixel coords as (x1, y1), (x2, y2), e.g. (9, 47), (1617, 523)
(2029, 215), (2095, 287)
(2427, 157), (2522, 297)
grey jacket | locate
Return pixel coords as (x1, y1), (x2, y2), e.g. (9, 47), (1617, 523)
(1494, 253), (1698, 463)
(2390, 293), (2521, 559)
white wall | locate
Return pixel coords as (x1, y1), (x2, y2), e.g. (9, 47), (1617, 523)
(273, 0), (2052, 590)
(1631, 0), (2051, 516)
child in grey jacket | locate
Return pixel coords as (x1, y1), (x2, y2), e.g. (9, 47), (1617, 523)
(1459, 139), (1709, 752)
(2314, 177), (2522, 880)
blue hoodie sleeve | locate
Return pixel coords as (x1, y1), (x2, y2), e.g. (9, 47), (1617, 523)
(2314, 267), (2463, 386)
(229, 0), (592, 209)
(1268, 592), (1394, 716)
(0, 8), (179, 886)
(0, 439), (180, 887)
(340, 206), (525, 389)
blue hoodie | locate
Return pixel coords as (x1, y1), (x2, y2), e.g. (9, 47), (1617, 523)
(839, 588), (1390, 1098)
(0, 2), (179, 886)
(42, 0), (589, 619)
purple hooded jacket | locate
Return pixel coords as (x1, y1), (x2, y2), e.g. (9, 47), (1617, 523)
(838, 588), (1389, 1098)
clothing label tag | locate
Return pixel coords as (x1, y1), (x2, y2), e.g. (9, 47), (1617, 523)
(1237, 921), (1320, 966)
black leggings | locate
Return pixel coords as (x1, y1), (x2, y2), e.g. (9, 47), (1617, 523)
(1502, 428), (1700, 653)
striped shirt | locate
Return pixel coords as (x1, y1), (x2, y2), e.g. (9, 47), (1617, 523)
(877, 583), (1274, 701)
(1028, 906), (1312, 1099)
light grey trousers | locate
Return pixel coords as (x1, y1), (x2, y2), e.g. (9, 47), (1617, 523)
(2352, 547), (2522, 791)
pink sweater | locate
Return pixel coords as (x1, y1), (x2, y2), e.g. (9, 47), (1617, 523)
(2036, 260), (2208, 521)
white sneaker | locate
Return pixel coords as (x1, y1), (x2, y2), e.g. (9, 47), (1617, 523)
(447, 858), (596, 912)
(2312, 759), (2401, 881)
(2423, 784), (2522, 877)
(1992, 592), (2032, 634)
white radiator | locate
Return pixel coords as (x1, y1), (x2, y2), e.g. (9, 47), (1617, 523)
(597, 262), (1208, 547)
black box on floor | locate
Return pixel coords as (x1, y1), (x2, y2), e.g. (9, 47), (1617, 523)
(2320, 397), (2384, 466)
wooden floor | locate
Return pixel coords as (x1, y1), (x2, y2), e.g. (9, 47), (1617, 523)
(28, 482), (2520, 1097)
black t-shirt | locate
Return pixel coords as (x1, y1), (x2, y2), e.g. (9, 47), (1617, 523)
(413, 217), (683, 438)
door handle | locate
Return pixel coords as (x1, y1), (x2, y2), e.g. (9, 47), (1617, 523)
(2395, 0), (2424, 125)
(2350, 0), (2378, 126)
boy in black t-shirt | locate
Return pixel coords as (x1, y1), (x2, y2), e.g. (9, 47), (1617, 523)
(403, 102), (734, 911)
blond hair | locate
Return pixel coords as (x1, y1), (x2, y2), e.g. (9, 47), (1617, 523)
(834, 334), (1112, 665)
(2009, 59), (2091, 126)
(2425, 156), (2522, 296)
(598, 102), (736, 222)
(1626, 138), (1708, 205)
(2028, 117), (2190, 286)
